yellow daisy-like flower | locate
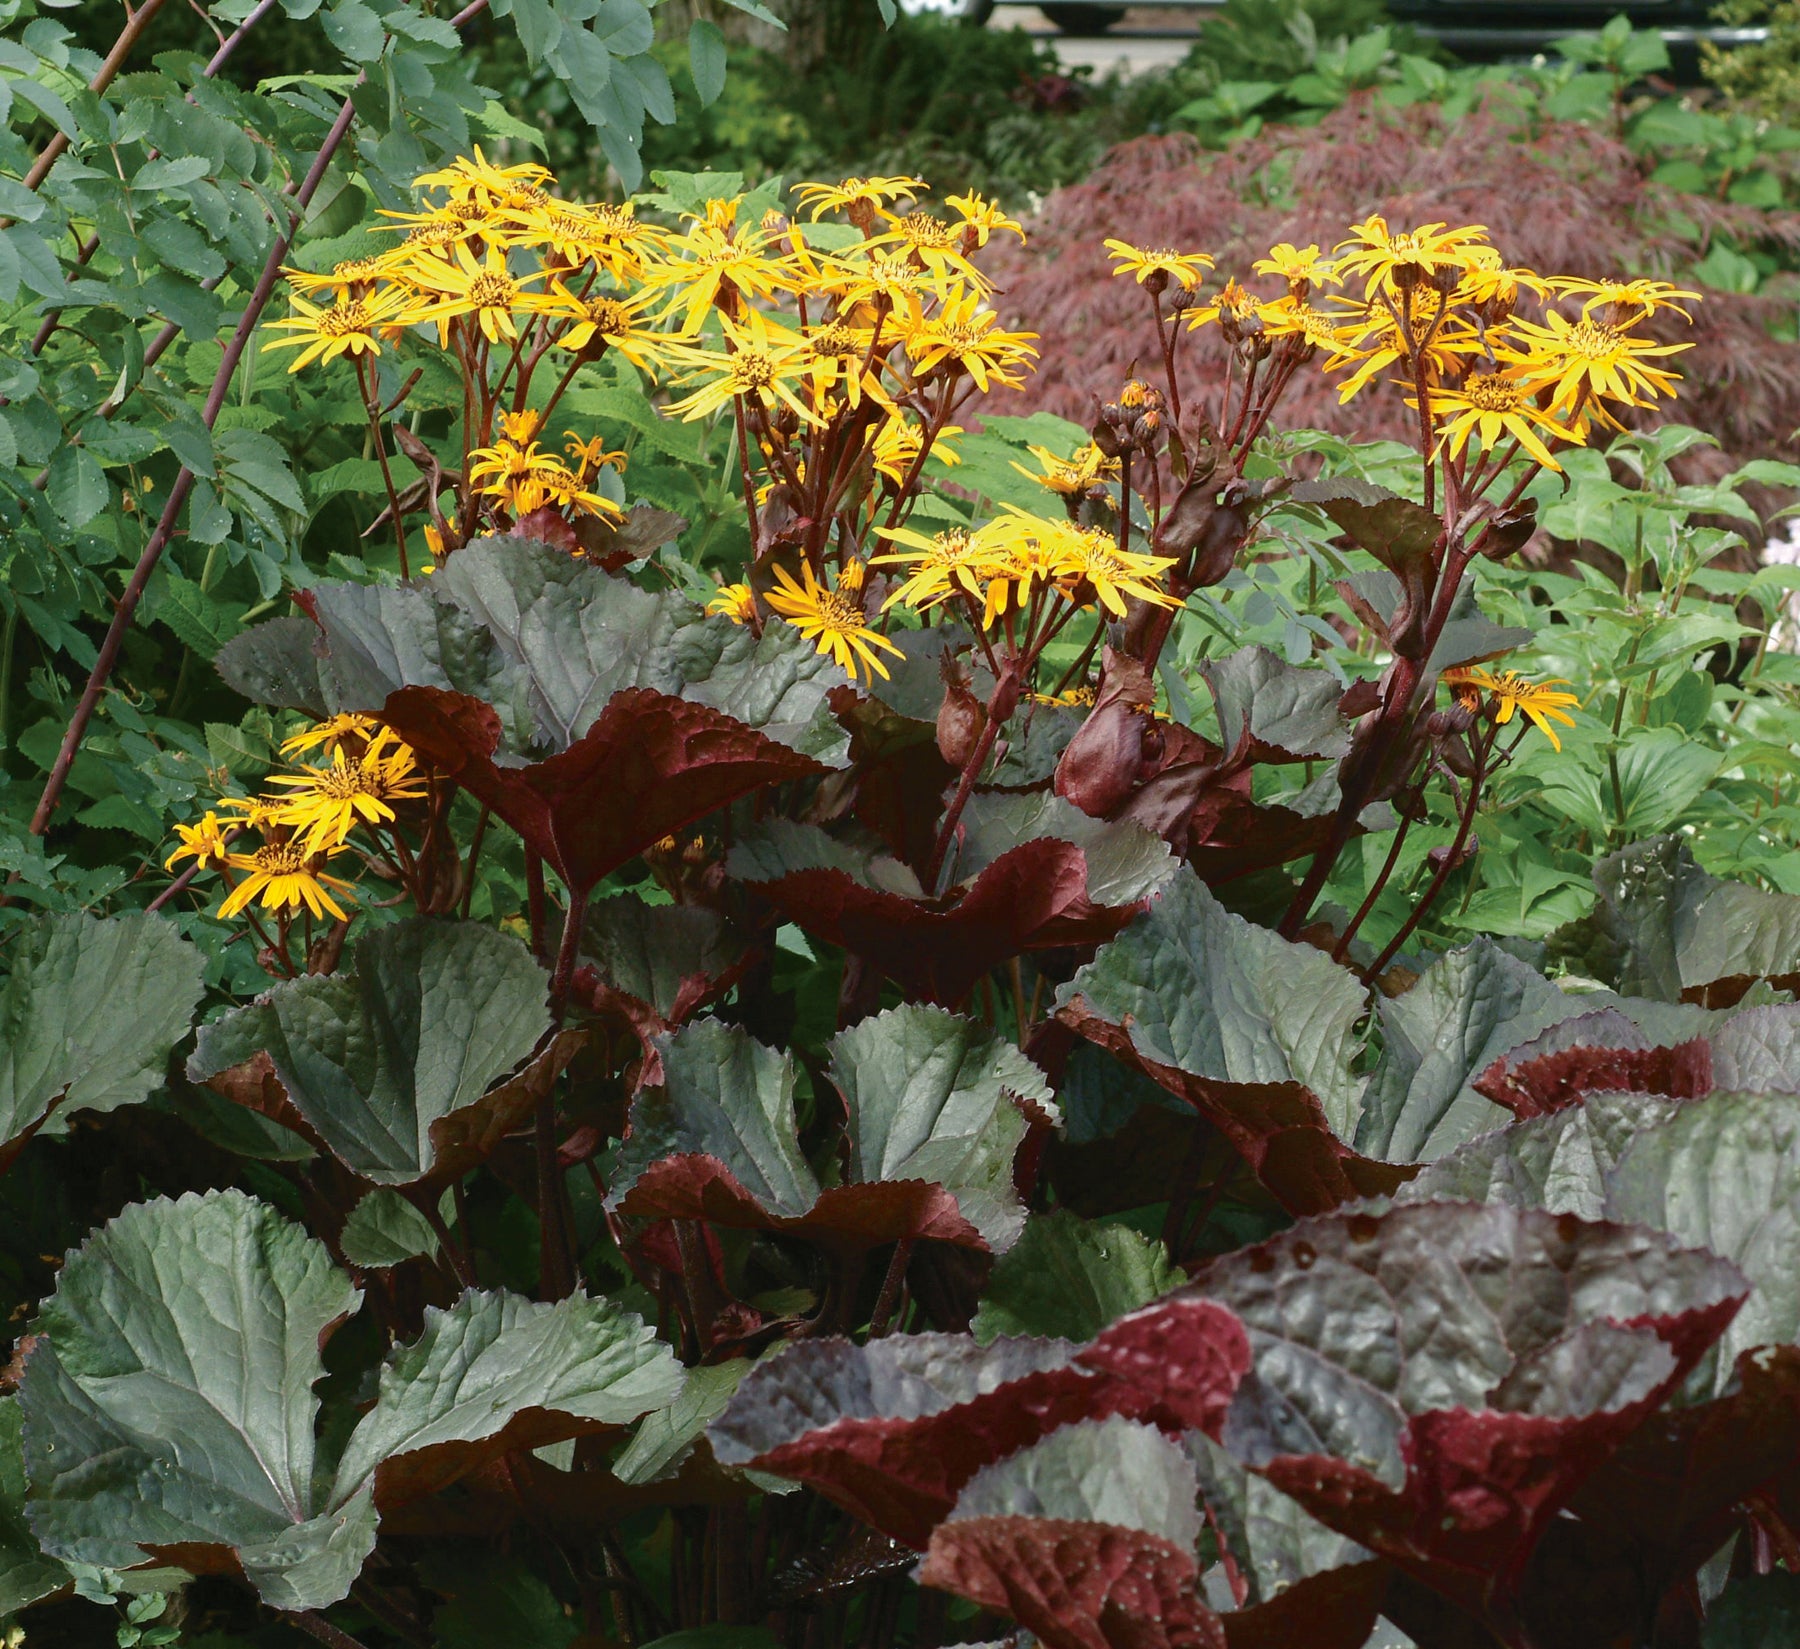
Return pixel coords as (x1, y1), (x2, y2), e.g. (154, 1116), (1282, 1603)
(666, 308), (822, 427)
(868, 208), (987, 292)
(261, 283), (412, 373)
(1184, 277), (1262, 333)
(1334, 217), (1492, 297)
(566, 434), (627, 478)
(374, 218), (478, 282)
(541, 282), (671, 372)
(640, 218), (797, 334)
(1444, 667), (1580, 752)
(897, 285), (1038, 392)
(869, 415), (961, 487)
(218, 842), (356, 923)
(1039, 520), (1180, 617)
(872, 524), (992, 610)
(1010, 442), (1119, 499)
(707, 583), (756, 624)
(793, 175), (926, 222)
(1104, 240), (1215, 290)
(1323, 300), (1486, 401)
(944, 191), (1024, 247)
(821, 251), (934, 313)
(1498, 310), (1690, 412)
(468, 435), (566, 495)
(468, 436), (620, 520)
(763, 561), (905, 683)
(964, 514), (1065, 629)
(412, 146), (553, 209)
(1547, 275), (1701, 324)
(164, 811), (234, 873)
(215, 792), (284, 832)
(263, 730), (427, 854)
(280, 713), (381, 758)
(1252, 242), (1337, 293)
(405, 240), (547, 346)
(801, 319), (891, 414)
(1418, 373), (1580, 471)
(1257, 295), (1340, 351)
(282, 256), (390, 297)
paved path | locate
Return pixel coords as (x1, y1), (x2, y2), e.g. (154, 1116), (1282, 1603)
(990, 3), (1209, 77)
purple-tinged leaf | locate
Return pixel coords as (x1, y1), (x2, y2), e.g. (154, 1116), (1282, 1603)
(1056, 867), (1405, 1213)
(608, 1010), (1053, 1252)
(708, 1299), (1251, 1549)
(918, 1416), (1227, 1649)
(1189, 1201), (1746, 1628)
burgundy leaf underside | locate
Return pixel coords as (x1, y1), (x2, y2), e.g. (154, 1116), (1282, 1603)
(735, 1301), (1251, 1550)
(1057, 999), (1414, 1216)
(1473, 1039), (1715, 1117)
(918, 1516), (1228, 1649)
(613, 1158), (985, 1251)
(1215, 1559), (1391, 1649)
(744, 837), (1147, 1008)
(379, 685), (826, 896)
(1253, 1295), (1749, 1627)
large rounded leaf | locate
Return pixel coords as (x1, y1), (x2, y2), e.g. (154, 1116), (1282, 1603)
(1188, 1201), (1747, 1628)
(1593, 834), (1800, 1006)
(280, 539), (848, 897)
(386, 684), (829, 899)
(20, 1191), (684, 1611)
(708, 1299), (1250, 1549)
(729, 808), (1170, 1009)
(0, 913), (203, 1169)
(918, 1416), (1227, 1649)
(331, 1290), (684, 1508)
(188, 919), (570, 1187)
(608, 1009), (1053, 1252)
(1405, 1090), (1800, 1394)
(1054, 866), (1398, 1213)
(21, 1190), (373, 1611)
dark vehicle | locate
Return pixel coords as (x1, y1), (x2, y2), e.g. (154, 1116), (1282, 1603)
(1382, 0), (1767, 68)
(938, 0), (1768, 58)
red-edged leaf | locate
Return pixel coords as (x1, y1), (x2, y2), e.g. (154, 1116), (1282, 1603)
(616, 1157), (983, 1248)
(572, 894), (749, 1079)
(738, 836), (1129, 1008)
(1056, 868), (1409, 1214)
(379, 684), (824, 896)
(1192, 1202), (1747, 1629)
(918, 1415), (1226, 1649)
(1516, 1346), (1800, 1646)
(607, 1012), (1053, 1252)
(1217, 1560), (1390, 1649)
(708, 1300), (1251, 1549)
(1474, 1037), (1714, 1116)
(922, 1517), (1223, 1649)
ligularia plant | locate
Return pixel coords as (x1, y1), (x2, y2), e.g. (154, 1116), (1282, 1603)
(11, 150), (1800, 1649)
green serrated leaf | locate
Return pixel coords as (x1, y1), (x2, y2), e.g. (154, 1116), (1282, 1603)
(339, 1189), (439, 1268)
(0, 914), (204, 1158)
(21, 1190), (379, 1612)
(158, 574), (246, 661)
(188, 920), (562, 1187)
(45, 448), (108, 529)
(972, 1210), (1181, 1344)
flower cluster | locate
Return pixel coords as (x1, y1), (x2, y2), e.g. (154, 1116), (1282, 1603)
(167, 715), (427, 961)
(1106, 220), (1693, 481)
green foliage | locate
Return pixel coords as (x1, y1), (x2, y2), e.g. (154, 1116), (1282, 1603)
(1706, 0), (1800, 114)
(6, 11), (1800, 1647)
